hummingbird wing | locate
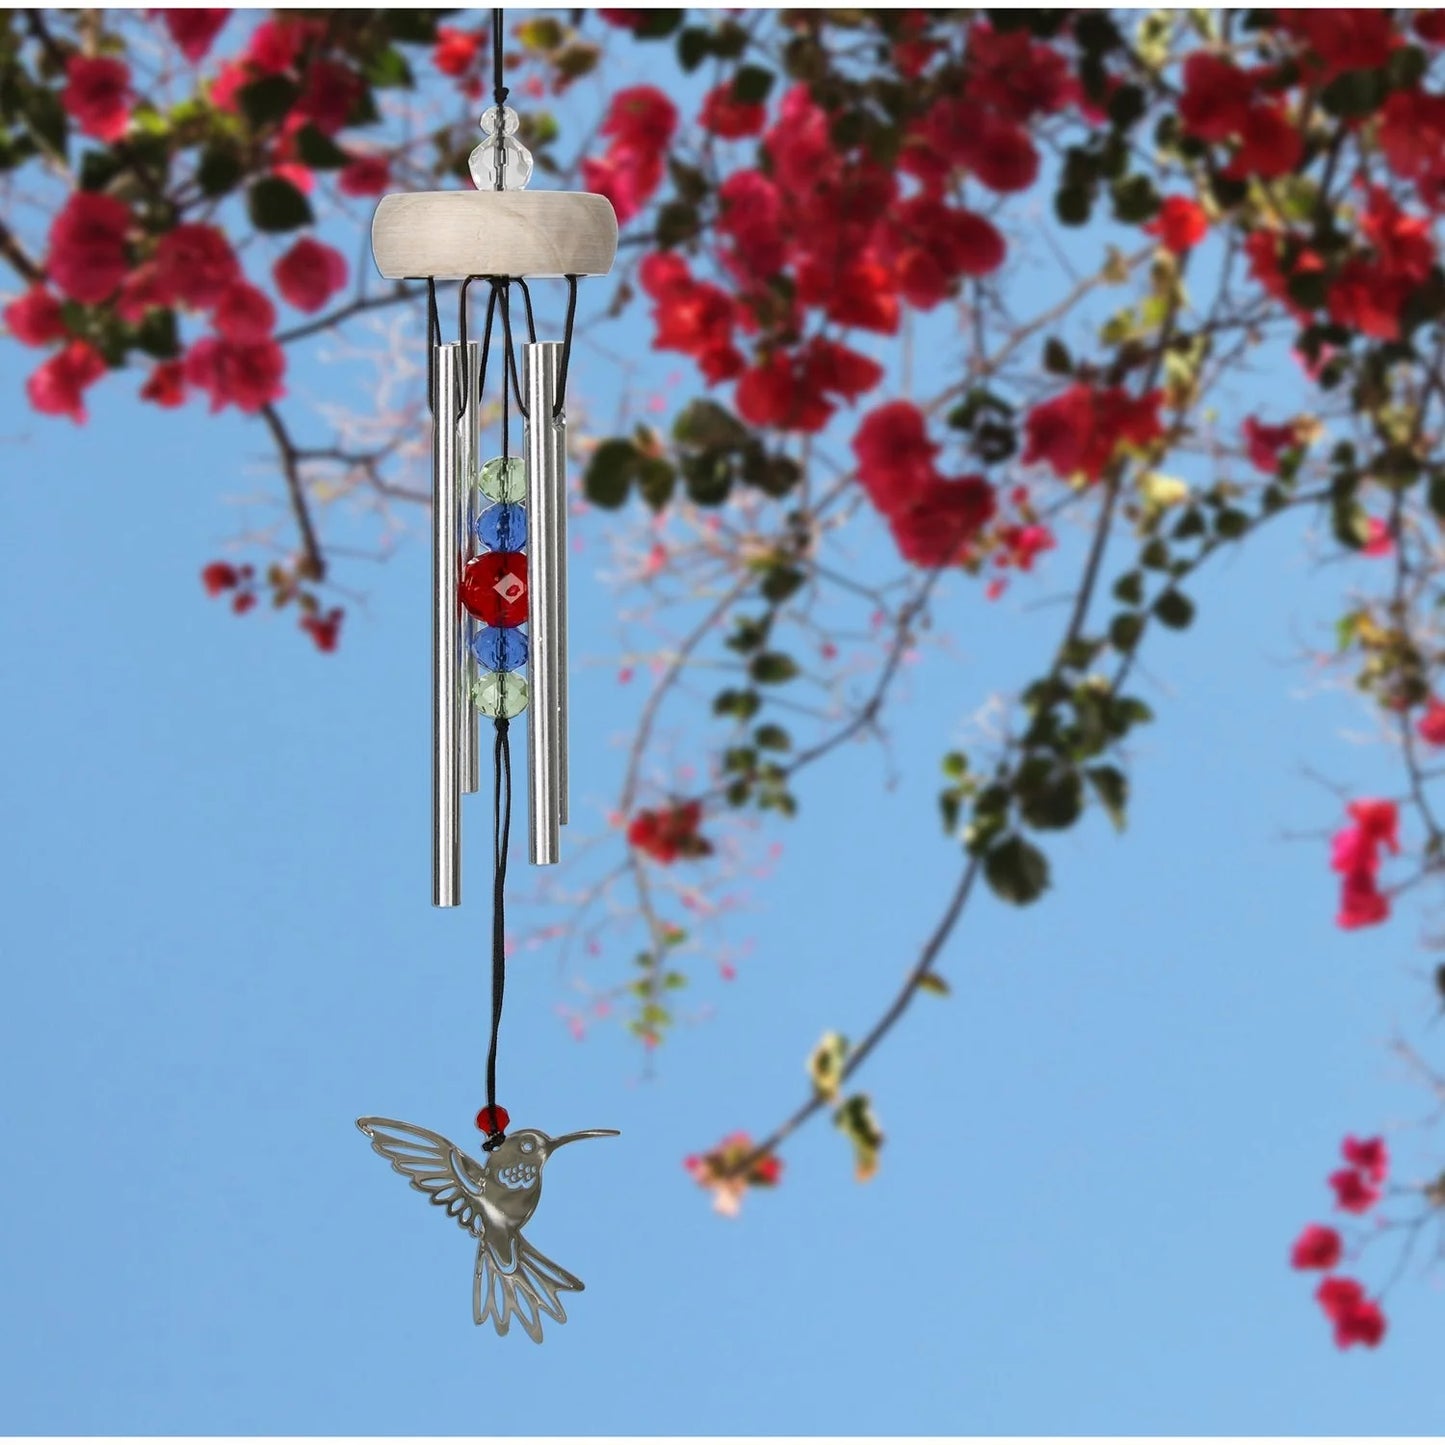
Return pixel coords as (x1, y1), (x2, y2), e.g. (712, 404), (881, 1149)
(356, 1117), (487, 1238)
(474, 1234), (585, 1343)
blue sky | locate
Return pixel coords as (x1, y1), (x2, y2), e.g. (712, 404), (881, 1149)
(3, 11), (1444, 1435)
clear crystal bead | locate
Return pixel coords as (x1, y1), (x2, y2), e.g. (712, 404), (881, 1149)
(476, 456), (526, 503)
(472, 669), (529, 718)
(469, 107), (532, 190)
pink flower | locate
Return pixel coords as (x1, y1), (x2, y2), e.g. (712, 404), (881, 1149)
(1243, 415), (1298, 473)
(25, 340), (107, 423)
(211, 281), (277, 343)
(338, 154), (390, 197)
(1418, 697), (1445, 746)
(1336, 870), (1389, 930)
(45, 191), (131, 305)
(61, 55), (132, 141)
(1347, 798), (1400, 854)
(1328, 1167), (1381, 1214)
(140, 359), (187, 409)
(272, 237), (348, 312)
(1361, 517), (1394, 557)
(1290, 1223), (1343, 1270)
(3, 286), (66, 347)
(1341, 1135), (1388, 1184)
(1316, 1277), (1386, 1349)
(183, 335), (287, 413)
(161, 10), (231, 63)
(153, 224), (240, 309)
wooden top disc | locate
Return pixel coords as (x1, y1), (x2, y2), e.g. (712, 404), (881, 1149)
(370, 191), (619, 280)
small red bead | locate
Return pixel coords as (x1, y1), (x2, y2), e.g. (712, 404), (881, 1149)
(476, 1104), (510, 1135)
(460, 552), (528, 626)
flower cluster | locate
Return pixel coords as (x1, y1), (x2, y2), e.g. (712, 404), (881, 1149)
(1329, 799), (1399, 930)
(626, 801), (712, 865)
(1289, 1135), (1390, 1349)
(581, 85), (678, 225)
(684, 1131), (783, 1217)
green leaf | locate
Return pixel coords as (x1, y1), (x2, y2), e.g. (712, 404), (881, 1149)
(1054, 184), (1092, 227)
(733, 64), (775, 104)
(634, 9), (684, 38)
(364, 46), (413, 88)
(1019, 768), (1083, 831)
(237, 74), (300, 128)
(381, 10), (443, 44)
(754, 723), (791, 751)
(78, 148), (124, 192)
(833, 1093), (884, 1181)
(24, 87), (68, 157)
(132, 307), (179, 360)
(918, 973), (951, 997)
(942, 750), (969, 779)
(294, 124), (349, 169)
(247, 175), (313, 232)
(1109, 611), (1145, 652)
(761, 565), (805, 604)
(1320, 68), (1385, 118)
(1113, 571), (1144, 606)
(1087, 764), (1128, 830)
(713, 688), (761, 721)
(674, 398), (749, 451)
(655, 201), (699, 246)
(984, 834), (1051, 906)
(1153, 589), (1195, 629)
(196, 144), (243, 197)
(677, 25), (712, 71)
(1111, 173), (1160, 224)
(750, 652), (798, 685)
(637, 456), (676, 511)
(583, 438), (638, 509)
(1043, 337), (1073, 375)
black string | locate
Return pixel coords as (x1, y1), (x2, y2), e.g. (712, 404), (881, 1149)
(491, 8), (508, 109)
(516, 278), (538, 344)
(425, 278), (440, 415)
(482, 715), (512, 1150)
(497, 283), (528, 418)
(554, 275), (578, 420)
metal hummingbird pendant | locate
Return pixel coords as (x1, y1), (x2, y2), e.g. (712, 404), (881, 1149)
(357, 1117), (619, 1342)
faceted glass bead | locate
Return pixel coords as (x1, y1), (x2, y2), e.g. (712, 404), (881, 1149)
(459, 551), (529, 626)
(471, 625), (528, 672)
(476, 501), (527, 552)
(476, 455), (526, 503)
(469, 106), (533, 191)
(472, 669), (529, 718)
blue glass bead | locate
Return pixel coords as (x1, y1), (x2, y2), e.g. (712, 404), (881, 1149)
(477, 502), (527, 552)
(471, 625), (529, 672)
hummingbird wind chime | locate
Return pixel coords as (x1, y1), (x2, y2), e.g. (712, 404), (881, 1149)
(356, 12), (619, 1343)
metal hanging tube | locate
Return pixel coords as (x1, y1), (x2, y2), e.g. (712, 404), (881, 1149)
(524, 341), (562, 865)
(432, 342), (462, 907)
(550, 392), (569, 825)
(458, 339), (481, 796)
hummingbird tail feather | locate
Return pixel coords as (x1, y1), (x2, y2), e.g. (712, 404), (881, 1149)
(474, 1237), (585, 1343)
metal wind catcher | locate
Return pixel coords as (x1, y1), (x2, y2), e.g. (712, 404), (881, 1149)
(357, 13), (619, 1343)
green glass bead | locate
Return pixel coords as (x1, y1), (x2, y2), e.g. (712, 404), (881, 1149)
(471, 669), (529, 718)
(476, 455), (526, 503)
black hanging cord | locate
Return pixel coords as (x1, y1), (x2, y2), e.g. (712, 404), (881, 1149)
(516, 278), (539, 344)
(491, 8), (508, 110)
(554, 275), (578, 420)
(497, 283), (528, 418)
(425, 278), (441, 416)
(483, 715), (512, 1148)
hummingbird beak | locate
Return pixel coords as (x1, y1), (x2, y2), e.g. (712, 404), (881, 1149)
(545, 1129), (621, 1154)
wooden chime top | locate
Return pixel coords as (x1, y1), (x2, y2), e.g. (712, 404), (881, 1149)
(371, 190), (618, 280)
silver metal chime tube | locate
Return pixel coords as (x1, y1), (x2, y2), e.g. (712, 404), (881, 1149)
(524, 341), (564, 865)
(458, 339), (481, 797)
(550, 383), (569, 826)
(432, 342), (462, 907)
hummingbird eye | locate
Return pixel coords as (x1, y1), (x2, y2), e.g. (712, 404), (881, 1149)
(520, 1140), (535, 1152)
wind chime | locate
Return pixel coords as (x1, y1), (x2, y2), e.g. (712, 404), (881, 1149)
(355, 12), (619, 1343)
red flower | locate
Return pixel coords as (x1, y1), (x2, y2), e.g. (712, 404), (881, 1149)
(1243, 415), (1298, 473)
(627, 801), (711, 864)
(433, 26), (481, 77)
(183, 335), (287, 413)
(338, 154), (390, 197)
(956, 112), (1039, 193)
(1023, 385), (1164, 482)
(600, 85), (679, 152)
(852, 401), (939, 515)
(1328, 1167), (1381, 1214)
(24, 340), (107, 423)
(1146, 196), (1209, 253)
(1316, 1277), (1386, 1350)
(1179, 53), (1253, 142)
(115, 265), (172, 324)
(45, 191), (131, 305)
(1336, 870), (1389, 930)
(802, 337), (883, 404)
(211, 281), (277, 343)
(1226, 104), (1303, 181)
(140, 359), (187, 409)
(639, 251), (690, 299)
(1347, 798), (1399, 855)
(162, 9), (231, 63)
(700, 82), (766, 139)
(716, 170), (787, 281)
(61, 55), (132, 142)
(201, 561), (240, 595)
(272, 237), (348, 312)
(1342, 1135), (1388, 1184)
(296, 59), (362, 134)
(1328, 257), (1408, 341)
(1329, 826), (1374, 876)
(247, 17), (318, 74)
(301, 607), (344, 653)
(1285, 9), (1397, 80)
(1360, 517), (1393, 557)
(1290, 1224), (1343, 1270)
(153, 224), (240, 309)
(233, 591), (257, 615)
(3, 286), (66, 347)
(736, 351), (833, 434)
(580, 148), (664, 227)
(888, 475), (996, 567)
(1418, 697), (1445, 746)
(272, 162), (314, 195)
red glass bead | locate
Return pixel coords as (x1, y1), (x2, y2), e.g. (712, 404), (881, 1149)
(460, 552), (528, 626)
(476, 1104), (511, 1135)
